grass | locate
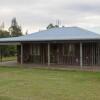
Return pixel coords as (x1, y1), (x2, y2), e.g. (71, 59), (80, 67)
(2, 56), (16, 62)
(0, 67), (99, 100)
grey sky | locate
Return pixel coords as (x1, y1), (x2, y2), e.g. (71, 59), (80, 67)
(0, 0), (100, 33)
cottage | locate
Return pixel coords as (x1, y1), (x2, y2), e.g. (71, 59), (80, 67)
(0, 27), (100, 67)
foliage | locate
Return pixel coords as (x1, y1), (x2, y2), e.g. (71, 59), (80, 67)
(47, 23), (59, 29)
(9, 17), (23, 37)
(2, 56), (16, 61)
(0, 46), (16, 58)
(0, 17), (23, 58)
(0, 26), (16, 57)
(0, 30), (10, 38)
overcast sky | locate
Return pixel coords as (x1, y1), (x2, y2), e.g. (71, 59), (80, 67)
(0, 0), (100, 34)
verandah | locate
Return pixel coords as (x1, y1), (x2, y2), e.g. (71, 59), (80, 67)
(18, 41), (100, 67)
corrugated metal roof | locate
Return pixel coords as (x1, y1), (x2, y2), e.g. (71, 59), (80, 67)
(0, 27), (100, 42)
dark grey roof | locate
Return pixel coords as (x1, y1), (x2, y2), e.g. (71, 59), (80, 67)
(0, 27), (100, 42)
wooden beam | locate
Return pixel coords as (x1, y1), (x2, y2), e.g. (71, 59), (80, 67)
(48, 43), (50, 66)
(43, 46), (45, 64)
(0, 48), (2, 62)
(0, 42), (20, 45)
(21, 43), (23, 64)
(98, 45), (100, 65)
(80, 42), (83, 68)
(92, 43), (93, 66)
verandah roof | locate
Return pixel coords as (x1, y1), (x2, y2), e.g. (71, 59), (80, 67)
(0, 27), (100, 43)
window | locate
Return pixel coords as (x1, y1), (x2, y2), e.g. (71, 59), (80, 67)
(32, 45), (40, 56)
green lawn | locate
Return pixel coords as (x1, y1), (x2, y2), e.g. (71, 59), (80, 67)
(0, 67), (100, 100)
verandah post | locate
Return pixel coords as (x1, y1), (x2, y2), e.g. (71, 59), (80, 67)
(21, 43), (23, 64)
(0, 48), (2, 62)
(80, 42), (83, 68)
(48, 43), (50, 66)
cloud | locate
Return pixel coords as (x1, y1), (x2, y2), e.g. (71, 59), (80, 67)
(0, 0), (100, 33)
(67, 3), (100, 15)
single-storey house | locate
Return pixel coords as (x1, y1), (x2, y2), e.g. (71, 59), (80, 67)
(0, 27), (100, 67)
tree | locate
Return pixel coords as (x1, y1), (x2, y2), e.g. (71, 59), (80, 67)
(55, 25), (59, 28)
(0, 30), (10, 38)
(47, 23), (54, 29)
(0, 29), (16, 57)
(47, 23), (59, 29)
(9, 17), (22, 37)
(0, 22), (4, 31)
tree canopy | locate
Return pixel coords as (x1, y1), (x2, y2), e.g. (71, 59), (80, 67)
(0, 30), (10, 38)
(46, 23), (59, 29)
(9, 17), (23, 37)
